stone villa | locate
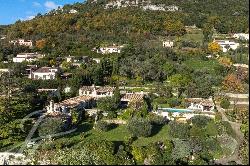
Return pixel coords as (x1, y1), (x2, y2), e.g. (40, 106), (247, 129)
(185, 97), (215, 112)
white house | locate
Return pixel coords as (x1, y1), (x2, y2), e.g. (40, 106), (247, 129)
(166, 5), (179, 11)
(103, 0), (179, 12)
(69, 9), (78, 14)
(29, 67), (58, 80)
(154, 109), (215, 122)
(0, 68), (10, 73)
(9, 39), (33, 47)
(214, 39), (240, 52)
(120, 92), (145, 106)
(185, 98), (215, 112)
(13, 53), (44, 63)
(64, 56), (89, 63)
(233, 63), (249, 69)
(143, 5), (166, 11)
(163, 40), (174, 48)
(46, 96), (94, 115)
(65, 56), (74, 63)
(79, 85), (116, 98)
(92, 58), (101, 63)
(233, 33), (249, 41)
(104, 0), (140, 9)
(94, 44), (125, 54)
(64, 86), (71, 93)
(0, 35), (6, 40)
(0, 68), (10, 76)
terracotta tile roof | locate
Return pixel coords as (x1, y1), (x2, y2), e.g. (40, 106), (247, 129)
(201, 100), (214, 107)
(61, 72), (72, 76)
(55, 95), (94, 108)
(79, 86), (115, 93)
(233, 64), (249, 69)
(46, 112), (71, 117)
(185, 98), (214, 107)
(34, 67), (58, 73)
(96, 86), (115, 92)
(80, 86), (95, 91)
(121, 93), (144, 102)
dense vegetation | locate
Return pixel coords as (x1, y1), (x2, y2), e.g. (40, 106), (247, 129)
(0, 0), (248, 165)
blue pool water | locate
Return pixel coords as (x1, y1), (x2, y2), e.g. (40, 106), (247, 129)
(159, 108), (193, 113)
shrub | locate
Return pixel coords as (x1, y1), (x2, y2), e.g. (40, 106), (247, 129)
(95, 121), (110, 132)
(204, 138), (223, 159)
(205, 121), (218, 137)
(190, 115), (212, 128)
(227, 161), (237, 165)
(143, 143), (165, 165)
(168, 121), (190, 139)
(38, 117), (70, 137)
(127, 117), (152, 137)
(220, 98), (230, 109)
(124, 136), (137, 145)
(129, 100), (147, 112)
(221, 121), (236, 138)
(171, 139), (191, 162)
(215, 112), (222, 122)
(132, 145), (147, 164)
(97, 97), (118, 116)
(54, 137), (81, 149)
(153, 97), (168, 104)
(54, 139), (117, 165)
(118, 109), (134, 120)
(135, 108), (149, 118)
(190, 126), (205, 138)
(167, 98), (181, 107)
(39, 141), (56, 150)
(70, 108), (84, 125)
(147, 113), (167, 125)
(181, 40), (199, 48)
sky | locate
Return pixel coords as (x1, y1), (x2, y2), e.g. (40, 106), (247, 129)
(0, 0), (84, 25)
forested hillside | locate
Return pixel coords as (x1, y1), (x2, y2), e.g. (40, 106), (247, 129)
(0, 1), (249, 165)
(1, 0), (248, 57)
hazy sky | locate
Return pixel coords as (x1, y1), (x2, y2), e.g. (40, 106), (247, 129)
(0, 0), (83, 25)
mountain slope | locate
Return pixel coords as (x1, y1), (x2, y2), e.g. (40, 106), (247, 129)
(1, 0), (248, 56)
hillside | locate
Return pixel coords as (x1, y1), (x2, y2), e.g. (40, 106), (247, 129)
(0, 1), (249, 165)
(1, 0), (248, 57)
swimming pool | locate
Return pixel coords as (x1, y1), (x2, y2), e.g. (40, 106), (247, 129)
(158, 108), (193, 113)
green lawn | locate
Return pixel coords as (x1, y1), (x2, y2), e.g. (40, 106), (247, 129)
(180, 30), (204, 44)
(158, 103), (170, 108)
(184, 58), (220, 74)
(62, 122), (170, 147)
(133, 125), (170, 146)
(86, 125), (131, 142)
(0, 140), (24, 152)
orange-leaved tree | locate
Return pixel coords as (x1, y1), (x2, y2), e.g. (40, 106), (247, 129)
(36, 39), (47, 49)
(222, 74), (244, 93)
(218, 57), (233, 68)
(208, 42), (221, 54)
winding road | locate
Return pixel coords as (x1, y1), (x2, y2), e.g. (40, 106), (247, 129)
(214, 103), (244, 165)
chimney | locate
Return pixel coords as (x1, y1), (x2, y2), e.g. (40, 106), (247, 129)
(49, 100), (54, 113)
